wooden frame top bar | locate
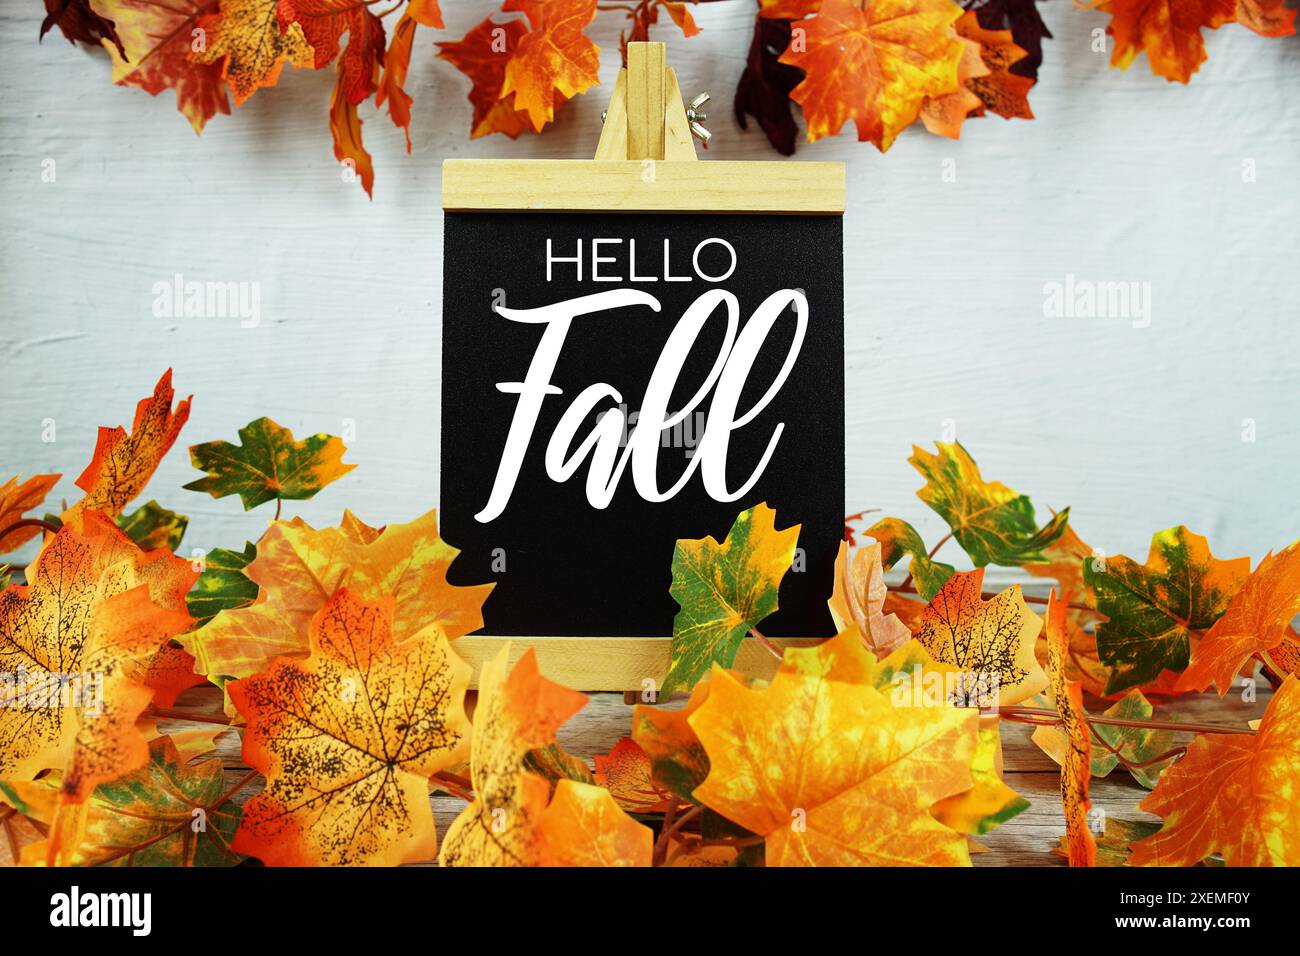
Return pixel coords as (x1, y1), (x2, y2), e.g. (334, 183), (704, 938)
(441, 159), (846, 215)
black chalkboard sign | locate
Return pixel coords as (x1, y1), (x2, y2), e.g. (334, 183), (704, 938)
(440, 160), (845, 656)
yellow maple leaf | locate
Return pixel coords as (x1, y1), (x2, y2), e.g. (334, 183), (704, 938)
(229, 589), (472, 866)
(914, 569), (1047, 706)
(180, 508), (492, 688)
(689, 629), (981, 866)
(193, 0), (314, 106)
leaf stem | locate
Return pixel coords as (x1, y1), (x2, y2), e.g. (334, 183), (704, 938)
(1000, 705), (1256, 736)
(0, 517), (59, 542)
(749, 626), (783, 660)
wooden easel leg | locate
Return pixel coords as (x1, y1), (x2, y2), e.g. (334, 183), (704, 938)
(626, 42), (667, 161)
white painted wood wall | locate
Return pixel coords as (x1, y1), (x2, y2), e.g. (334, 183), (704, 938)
(2, 3), (1297, 581)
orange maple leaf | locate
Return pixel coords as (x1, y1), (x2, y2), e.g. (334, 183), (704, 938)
(377, 0), (444, 149)
(193, 0), (314, 106)
(329, 69), (375, 196)
(62, 369), (191, 529)
(0, 521), (193, 862)
(780, 0), (966, 149)
(1044, 592), (1096, 866)
(1100, 0), (1236, 84)
(440, 646), (651, 866)
(1235, 0), (1297, 34)
(0, 474), (60, 553)
(1130, 675), (1300, 866)
(180, 508), (491, 693)
(437, 16), (534, 138)
(593, 737), (671, 814)
(1178, 543), (1300, 696)
(230, 589), (472, 865)
(501, 0), (601, 132)
(920, 33), (988, 139)
(90, 0), (232, 134)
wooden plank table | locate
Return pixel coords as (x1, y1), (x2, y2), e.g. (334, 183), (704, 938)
(165, 681), (1270, 867)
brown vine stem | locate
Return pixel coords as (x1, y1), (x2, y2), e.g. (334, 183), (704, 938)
(654, 803), (702, 866)
(0, 517), (59, 542)
(1088, 727), (1187, 770)
(150, 708), (232, 726)
(430, 772), (474, 803)
(1000, 705), (1256, 736)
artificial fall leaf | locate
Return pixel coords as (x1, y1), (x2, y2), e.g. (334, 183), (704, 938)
(193, 0), (313, 106)
(955, 10), (1034, 119)
(329, 68), (374, 196)
(1043, 592), (1096, 867)
(0, 736), (242, 867)
(88, 0), (231, 134)
(828, 541), (912, 656)
(0, 474), (60, 553)
(1178, 543), (1300, 696)
(1084, 526), (1249, 694)
(437, 16), (533, 139)
(0, 524), (192, 861)
(277, 0), (385, 102)
(632, 678), (713, 803)
(534, 779), (653, 866)
(690, 629), (980, 866)
(140, 643), (206, 709)
(441, 645), (648, 867)
(377, 0), (444, 148)
(1129, 676), (1300, 866)
(184, 416), (355, 511)
(42, 0), (125, 57)
(524, 742), (596, 788)
(865, 516), (956, 601)
(1034, 688), (1174, 789)
(116, 500), (188, 551)
(620, 0), (701, 58)
(909, 441), (1070, 568)
(0, 803), (44, 866)
(1053, 818), (1156, 867)
(62, 369), (192, 529)
(779, 0), (966, 150)
(1024, 519), (1096, 608)
(961, 0), (1051, 80)
(661, 502), (799, 695)
(920, 35), (988, 138)
(185, 541), (256, 629)
(931, 723), (1028, 835)
(181, 508), (491, 686)
(735, 13), (806, 155)
(1235, 0), (1298, 34)
(914, 569), (1047, 706)
(664, 834), (740, 867)
(593, 737), (671, 814)
(230, 589), (472, 866)
(866, 637), (1027, 834)
(1100, 0), (1261, 84)
(759, 0), (823, 15)
(501, 0), (601, 131)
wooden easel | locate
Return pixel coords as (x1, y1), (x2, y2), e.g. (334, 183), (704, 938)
(594, 42), (700, 162)
(443, 43), (843, 692)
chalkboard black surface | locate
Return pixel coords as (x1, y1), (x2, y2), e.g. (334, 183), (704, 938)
(441, 210), (844, 638)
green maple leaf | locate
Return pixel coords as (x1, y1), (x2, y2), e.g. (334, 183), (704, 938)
(661, 503), (799, 695)
(185, 541), (258, 629)
(864, 516), (955, 600)
(117, 499), (188, 551)
(1084, 526), (1249, 694)
(0, 736), (243, 866)
(1091, 690), (1175, 789)
(909, 441), (1070, 567)
(184, 416), (354, 511)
